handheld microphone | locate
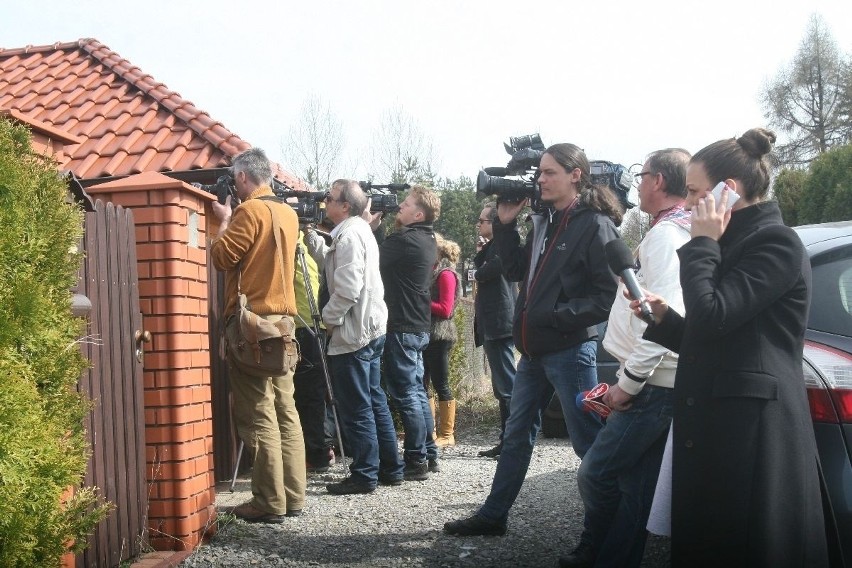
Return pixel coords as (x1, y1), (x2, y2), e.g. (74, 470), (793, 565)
(604, 239), (654, 324)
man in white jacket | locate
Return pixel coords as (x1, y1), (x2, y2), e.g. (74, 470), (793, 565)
(306, 179), (404, 495)
(561, 149), (691, 568)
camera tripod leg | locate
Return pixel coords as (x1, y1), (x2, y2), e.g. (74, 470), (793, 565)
(295, 243), (348, 474)
(229, 439), (245, 493)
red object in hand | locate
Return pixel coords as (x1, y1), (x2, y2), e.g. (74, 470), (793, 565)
(581, 383), (612, 418)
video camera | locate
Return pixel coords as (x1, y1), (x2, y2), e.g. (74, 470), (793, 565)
(476, 133), (546, 210)
(196, 173), (237, 206)
(195, 172), (329, 224)
(273, 187), (328, 225)
(476, 133), (635, 212)
(358, 181), (409, 214)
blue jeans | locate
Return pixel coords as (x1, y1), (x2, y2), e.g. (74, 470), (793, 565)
(383, 331), (438, 463)
(483, 336), (516, 441)
(328, 335), (403, 486)
(478, 341), (600, 523)
(577, 384), (673, 567)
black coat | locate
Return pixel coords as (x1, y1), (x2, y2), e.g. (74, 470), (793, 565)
(379, 221), (437, 334)
(473, 240), (515, 346)
(493, 204), (618, 357)
(644, 202), (827, 567)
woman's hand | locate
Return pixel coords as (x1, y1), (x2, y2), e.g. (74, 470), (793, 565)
(628, 290), (668, 325)
(497, 199), (528, 224)
(691, 188), (732, 241)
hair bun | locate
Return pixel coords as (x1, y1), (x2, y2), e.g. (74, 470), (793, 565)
(737, 128), (776, 159)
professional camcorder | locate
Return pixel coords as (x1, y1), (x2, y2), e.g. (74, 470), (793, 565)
(476, 133), (635, 211)
(195, 172), (329, 224)
(196, 173), (237, 206)
(274, 188), (328, 225)
(476, 133), (546, 210)
(358, 181), (409, 214)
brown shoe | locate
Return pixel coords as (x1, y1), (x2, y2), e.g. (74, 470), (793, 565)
(228, 502), (286, 524)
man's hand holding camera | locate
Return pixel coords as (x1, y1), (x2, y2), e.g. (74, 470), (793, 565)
(497, 198), (528, 225)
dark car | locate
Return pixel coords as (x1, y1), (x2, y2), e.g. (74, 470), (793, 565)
(794, 221), (852, 566)
(541, 222), (852, 566)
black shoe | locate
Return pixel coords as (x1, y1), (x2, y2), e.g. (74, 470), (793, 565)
(443, 514), (507, 536)
(428, 457), (441, 473)
(378, 472), (404, 486)
(558, 542), (596, 568)
(403, 460), (430, 481)
(326, 477), (375, 495)
(285, 509), (303, 517)
(478, 444), (502, 458)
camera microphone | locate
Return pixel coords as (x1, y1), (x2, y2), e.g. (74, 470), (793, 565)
(604, 239), (654, 324)
(483, 166), (511, 177)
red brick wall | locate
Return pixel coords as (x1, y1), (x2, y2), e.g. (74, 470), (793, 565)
(88, 174), (217, 551)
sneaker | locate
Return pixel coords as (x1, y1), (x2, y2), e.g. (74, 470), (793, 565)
(558, 542), (596, 568)
(227, 502), (286, 524)
(378, 472), (404, 486)
(403, 460), (430, 481)
(478, 444), (502, 458)
(326, 477), (375, 495)
(428, 457), (441, 473)
(443, 514), (507, 536)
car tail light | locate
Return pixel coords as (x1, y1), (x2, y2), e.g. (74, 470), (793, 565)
(803, 341), (852, 423)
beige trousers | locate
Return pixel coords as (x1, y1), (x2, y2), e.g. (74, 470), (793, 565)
(229, 314), (306, 514)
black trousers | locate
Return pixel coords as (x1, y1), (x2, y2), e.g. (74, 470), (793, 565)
(293, 327), (332, 466)
(423, 339), (454, 401)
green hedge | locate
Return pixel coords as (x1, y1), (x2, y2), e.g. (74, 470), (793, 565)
(0, 118), (108, 567)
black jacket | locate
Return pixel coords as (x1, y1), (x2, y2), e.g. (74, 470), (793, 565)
(644, 202), (827, 566)
(473, 240), (515, 345)
(379, 222), (437, 333)
(494, 204), (618, 357)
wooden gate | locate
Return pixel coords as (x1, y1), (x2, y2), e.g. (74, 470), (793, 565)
(76, 200), (148, 567)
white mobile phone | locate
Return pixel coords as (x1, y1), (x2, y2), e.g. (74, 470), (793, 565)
(710, 181), (740, 210)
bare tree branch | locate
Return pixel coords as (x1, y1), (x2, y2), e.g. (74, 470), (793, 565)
(282, 95), (344, 190)
(761, 14), (851, 166)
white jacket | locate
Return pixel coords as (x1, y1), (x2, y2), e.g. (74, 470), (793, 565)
(306, 216), (387, 355)
(603, 219), (691, 394)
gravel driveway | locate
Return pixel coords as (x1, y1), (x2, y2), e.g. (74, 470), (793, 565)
(180, 424), (670, 568)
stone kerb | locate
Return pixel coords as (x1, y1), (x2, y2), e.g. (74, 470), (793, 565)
(87, 172), (216, 550)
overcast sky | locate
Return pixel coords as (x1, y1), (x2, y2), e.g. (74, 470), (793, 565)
(3, 0), (852, 184)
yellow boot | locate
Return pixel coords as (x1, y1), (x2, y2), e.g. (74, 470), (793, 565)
(428, 395), (437, 440)
(435, 399), (456, 447)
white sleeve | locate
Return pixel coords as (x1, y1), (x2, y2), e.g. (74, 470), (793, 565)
(321, 234), (363, 327)
(621, 223), (690, 382)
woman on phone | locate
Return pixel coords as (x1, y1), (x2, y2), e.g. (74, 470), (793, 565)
(635, 128), (827, 566)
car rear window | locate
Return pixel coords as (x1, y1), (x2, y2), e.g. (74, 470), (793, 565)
(809, 245), (852, 337)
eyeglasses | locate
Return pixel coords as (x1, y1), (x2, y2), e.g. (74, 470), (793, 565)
(324, 194), (344, 204)
(634, 171), (666, 183)
(476, 218), (492, 224)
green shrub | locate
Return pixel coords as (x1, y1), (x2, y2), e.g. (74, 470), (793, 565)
(0, 118), (109, 567)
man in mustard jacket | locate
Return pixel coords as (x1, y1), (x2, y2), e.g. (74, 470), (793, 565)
(211, 148), (306, 522)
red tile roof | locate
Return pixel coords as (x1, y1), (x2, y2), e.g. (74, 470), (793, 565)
(0, 39), (303, 187)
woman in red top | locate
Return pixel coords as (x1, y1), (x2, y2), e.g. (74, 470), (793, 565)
(423, 234), (462, 446)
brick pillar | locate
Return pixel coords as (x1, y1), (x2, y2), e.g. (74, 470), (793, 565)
(87, 172), (216, 551)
